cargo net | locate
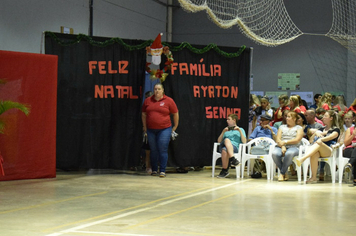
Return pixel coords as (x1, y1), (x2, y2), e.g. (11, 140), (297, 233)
(326, 0), (356, 54)
(178, 0), (303, 46)
(178, 0), (356, 53)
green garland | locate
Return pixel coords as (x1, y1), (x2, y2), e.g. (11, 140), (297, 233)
(45, 31), (246, 58)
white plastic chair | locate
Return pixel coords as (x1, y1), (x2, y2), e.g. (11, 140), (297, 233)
(240, 137), (276, 180)
(303, 143), (343, 183)
(212, 142), (242, 178)
(336, 144), (351, 183)
(291, 138), (310, 183)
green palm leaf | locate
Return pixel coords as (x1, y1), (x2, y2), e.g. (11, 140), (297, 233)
(0, 100), (30, 116)
(0, 101), (30, 133)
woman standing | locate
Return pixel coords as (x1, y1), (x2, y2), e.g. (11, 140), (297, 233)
(217, 114), (246, 178)
(296, 110), (340, 183)
(272, 111), (303, 181)
(142, 83), (179, 178)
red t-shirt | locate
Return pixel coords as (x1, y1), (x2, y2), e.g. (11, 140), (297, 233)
(322, 103), (330, 110)
(347, 105), (356, 113)
(299, 105), (307, 113)
(273, 106), (290, 123)
(293, 107), (302, 113)
(346, 126), (356, 149)
(142, 95), (178, 129)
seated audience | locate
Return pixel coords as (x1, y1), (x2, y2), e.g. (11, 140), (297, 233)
(347, 98), (356, 114)
(296, 113), (313, 139)
(217, 114), (246, 178)
(249, 114), (277, 141)
(289, 95), (302, 113)
(273, 94), (290, 125)
(296, 110), (340, 184)
(310, 94), (322, 109)
(248, 94), (259, 137)
(343, 125), (356, 186)
(249, 114), (277, 177)
(343, 111), (355, 131)
(295, 94), (307, 113)
(272, 111), (303, 181)
(333, 95), (348, 112)
(305, 109), (324, 129)
(319, 92), (332, 111)
(253, 96), (273, 130)
(274, 109), (289, 129)
(316, 107), (326, 120)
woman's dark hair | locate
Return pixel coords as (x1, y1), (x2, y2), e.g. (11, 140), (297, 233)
(297, 113), (307, 125)
(302, 99), (308, 110)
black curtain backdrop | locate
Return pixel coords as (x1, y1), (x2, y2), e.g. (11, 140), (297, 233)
(46, 33), (146, 169)
(45, 33), (250, 170)
(164, 44), (250, 167)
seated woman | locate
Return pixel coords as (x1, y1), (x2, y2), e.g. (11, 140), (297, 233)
(343, 125), (356, 186)
(289, 95), (302, 113)
(333, 95), (348, 112)
(217, 114), (246, 178)
(319, 92), (332, 111)
(297, 113), (309, 138)
(295, 94), (307, 113)
(296, 110), (340, 184)
(272, 111), (303, 181)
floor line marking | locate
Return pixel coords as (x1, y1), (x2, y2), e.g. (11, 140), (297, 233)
(125, 183), (260, 230)
(45, 180), (251, 236)
(73, 230), (152, 236)
(42, 184), (219, 233)
(0, 191), (108, 214)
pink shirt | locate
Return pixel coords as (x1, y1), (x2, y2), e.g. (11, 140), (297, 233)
(345, 126), (356, 149)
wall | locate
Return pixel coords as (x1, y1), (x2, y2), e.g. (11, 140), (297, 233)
(0, 0), (167, 53)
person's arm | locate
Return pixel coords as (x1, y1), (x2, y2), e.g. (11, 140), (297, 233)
(344, 128), (354, 146)
(249, 126), (258, 141)
(276, 127), (283, 147)
(317, 129), (339, 144)
(217, 128), (228, 143)
(236, 127), (246, 144)
(309, 130), (317, 143)
(172, 112), (179, 132)
(265, 125), (276, 140)
(142, 112), (147, 133)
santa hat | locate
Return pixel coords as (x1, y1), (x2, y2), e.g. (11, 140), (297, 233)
(150, 33), (163, 65)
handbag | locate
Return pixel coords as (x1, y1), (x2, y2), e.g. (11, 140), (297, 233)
(250, 140), (270, 155)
